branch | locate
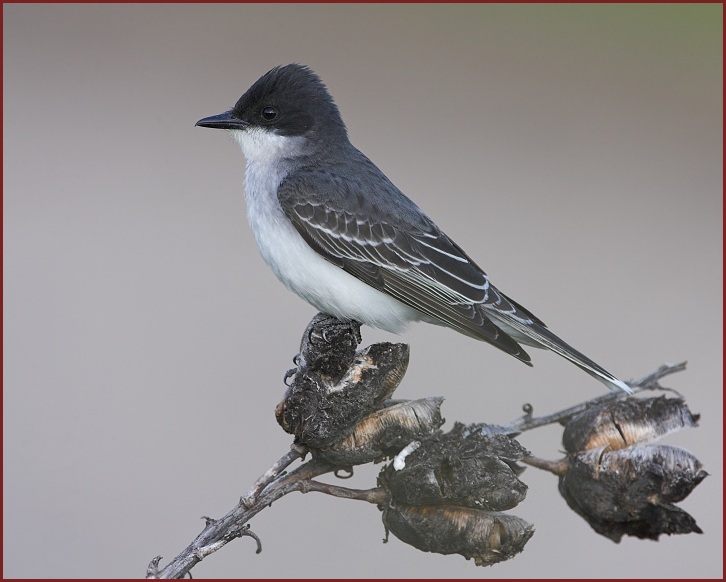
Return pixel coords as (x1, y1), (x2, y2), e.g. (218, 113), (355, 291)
(504, 361), (688, 433)
(299, 480), (388, 504)
(146, 449), (327, 579)
(149, 448), (388, 577)
(146, 313), (696, 577)
(241, 443), (308, 506)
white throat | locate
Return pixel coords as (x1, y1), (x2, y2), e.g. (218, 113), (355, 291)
(229, 127), (306, 165)
(227, 127), (422, 333)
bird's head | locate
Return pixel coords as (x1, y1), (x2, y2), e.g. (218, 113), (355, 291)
(196, 64), (347, 161)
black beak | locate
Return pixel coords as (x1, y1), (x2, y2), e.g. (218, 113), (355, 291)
(195, 111), (249, 130)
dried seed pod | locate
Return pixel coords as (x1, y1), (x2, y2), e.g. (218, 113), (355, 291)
(295, 313), (362, 384)
(381, 451), (527, 511)
(379, 422), (529, 511)
(420, 422), (529, 466)
(559, 444), (707, 542)
(315, 398), (445, 466)
(382, 504), (534, 566)
(562, 396), (699, 453)
(276, 341), (411, 448)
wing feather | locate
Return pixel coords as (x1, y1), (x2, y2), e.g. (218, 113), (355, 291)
(277, 174), (533, 363)
(276, 167), (629, 393)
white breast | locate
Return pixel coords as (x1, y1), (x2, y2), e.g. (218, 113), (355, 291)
(230, 128), (422, 333)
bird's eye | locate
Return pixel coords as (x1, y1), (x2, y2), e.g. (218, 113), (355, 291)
(261, 107), (278, 121)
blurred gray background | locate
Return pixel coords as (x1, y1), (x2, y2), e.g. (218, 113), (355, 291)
(3, 4), (722, 578)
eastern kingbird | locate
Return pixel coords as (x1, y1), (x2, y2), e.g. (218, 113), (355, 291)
(196, 64), (630, 394)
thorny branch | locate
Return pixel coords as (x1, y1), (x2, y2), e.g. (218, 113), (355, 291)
(504, 361), (688, 433)
(147, 453), (334, 579)
(146, 315), (698, 578)
(148, 363), (691, 578)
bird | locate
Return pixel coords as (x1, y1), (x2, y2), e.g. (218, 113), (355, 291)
(196, 63), (631, 394)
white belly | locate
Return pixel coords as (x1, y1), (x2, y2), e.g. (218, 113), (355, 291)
(242, 154), (422, 333)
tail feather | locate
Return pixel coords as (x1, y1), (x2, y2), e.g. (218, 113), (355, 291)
(486, 310), (632, 394)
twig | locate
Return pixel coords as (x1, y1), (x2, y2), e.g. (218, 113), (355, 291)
(147, 453), (333, 579)
(505, 361), (687, 433)
(299, 480), (388, 504)
(147, 361), (689, 578)
(521, 455), (569, 476)
(241, 443), (308, 507)
(628, 361), (688, 392)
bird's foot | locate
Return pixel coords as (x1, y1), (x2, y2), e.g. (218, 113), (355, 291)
(306, 313), (362, 347)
